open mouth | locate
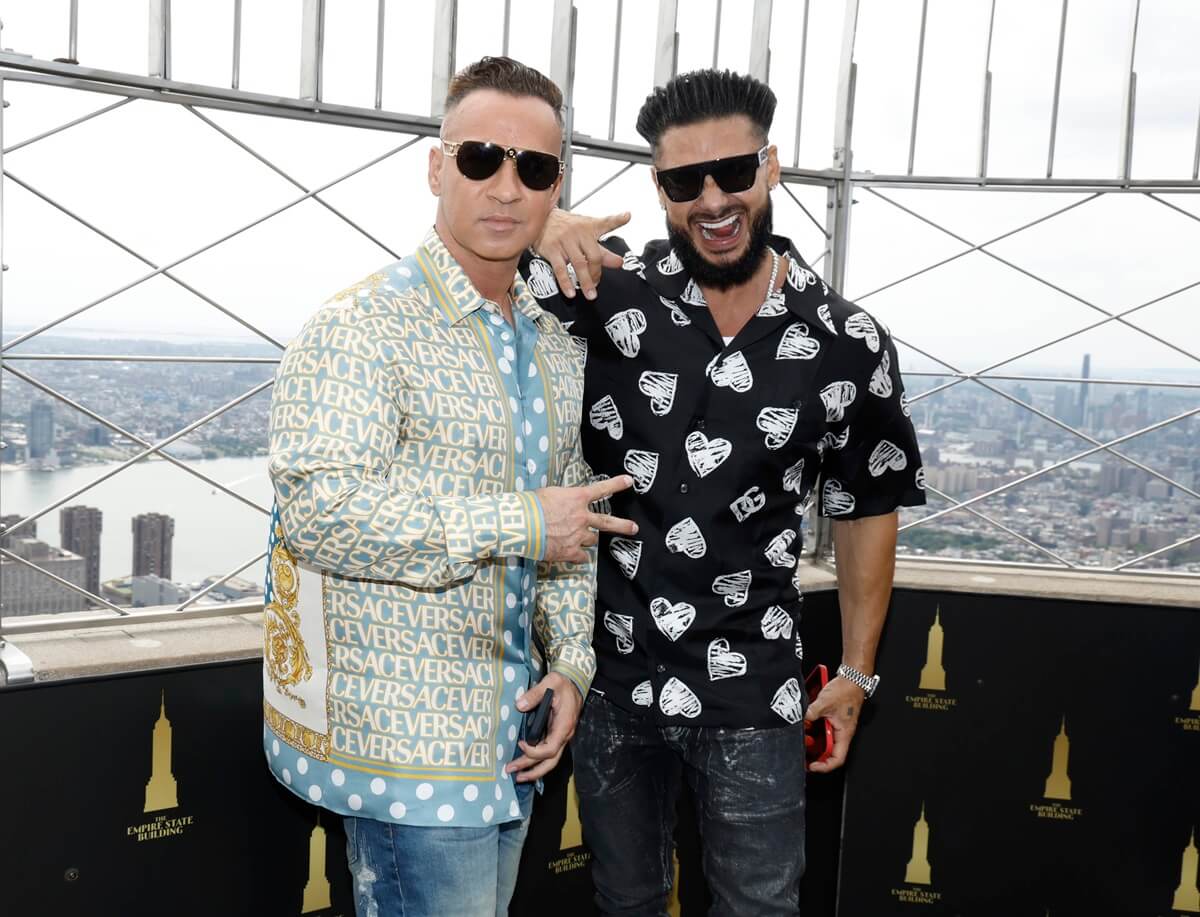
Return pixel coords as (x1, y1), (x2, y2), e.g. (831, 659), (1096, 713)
(696, 213), (743, 245)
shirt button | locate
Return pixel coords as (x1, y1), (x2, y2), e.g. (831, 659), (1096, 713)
(656, 664), (666, 673)
(694, 419), (706, 430)
(679, 483), (689, 494)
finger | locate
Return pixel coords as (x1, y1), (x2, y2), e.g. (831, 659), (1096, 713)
(548, 245), (576, 299)
(822, 719), (852, 771)
(599, 248), (624, 269)
(587, 512), (638, 536)
(513, 749), (566, 783)
(515, 681), (545, 714)
(597, 211), (632, 235)
(581, 530), (599, 548)
(569, 243), (598, 301)
(585, 474), (635, 501)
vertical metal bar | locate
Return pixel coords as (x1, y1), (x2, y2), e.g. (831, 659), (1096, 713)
(654, 0), (680, 88)
(608, 0), (624, 141)
(550, 0), (576, 206)
(749, 0), (773, 82)
(68, 0), (80, 63)
(431, 0), (458, 117)
(149, 0), (172, 80)
(792, 0), (810, 168)
(978, 0), (996, 179)
(503, 0), (512, 57)
(1193, 100), (1200, 181)
(299, 0), (326, 102)
(1046, 0), (1068, 179)
(232, 0), (243, 89)
(712, 0), (723, 69)
(1117, 0), (1141, 182)
(374, 0), (386, 109)
(0, 77), (6, 638)
(907, 0), (929, 175)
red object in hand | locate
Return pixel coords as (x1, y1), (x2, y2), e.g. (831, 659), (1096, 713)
(804, 664), (834, 765)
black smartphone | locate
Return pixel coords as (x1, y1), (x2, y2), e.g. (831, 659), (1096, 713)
(525, 687), (555, 745)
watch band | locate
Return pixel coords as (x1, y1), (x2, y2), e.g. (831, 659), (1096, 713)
(837, 663), (880, 699)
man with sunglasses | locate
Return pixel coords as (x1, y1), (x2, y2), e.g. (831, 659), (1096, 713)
(519, 69), (925, 914)
(264, 56), (637, 917)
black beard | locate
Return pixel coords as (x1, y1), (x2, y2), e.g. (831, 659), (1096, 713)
(665, 199), (773, 292)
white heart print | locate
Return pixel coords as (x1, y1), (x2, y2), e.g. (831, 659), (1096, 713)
(658, 677), (703, 718)
(818, 428), (850, 454)
(685, 431), (732, 478)
(650, 597), (696, 641)
(665, 517), (707, 558)
(787, 259), (817, 293)
(707, 638), (748, 681)
(868, 350), (892, 398)
(729, 486), (766, 522)
(623, 252), (646, 273)
(844, 312), (880, 353)
(603, 611), (635, 654)
(776, 322), (821, 360)
(822, 478), (856, 515)
(915, 467), (926, 491)
(782, 458), (806, 494)
(707, 351), (754, 392)
(770, 678), (805, 724)
(817, 303), (838, 336)
(820, 380), (857, 422)
(604, 309), (648, 358)
(589, 395), (624, 440)
(757, 289), (788, 318)
(760, 605), (794, 640)
(657, 249), (683, 276)
(867, 440), (907, 477)
(525, 259), (560, 299)
(711, 570), (752, 607)
(631, 680), (654, 707)
(681, 279), (707, 307)
(571, 335), (588, 363)
(756, 407), (799, 450)
(638, 371), (678, 416)
(658, 296), (691, 327)
(623, 449), (659, 494)
(609, 537), (643, 579)
(764, 530), (798, 569)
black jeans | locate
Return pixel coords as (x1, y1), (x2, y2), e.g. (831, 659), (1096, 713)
(572, 691), (807, 916)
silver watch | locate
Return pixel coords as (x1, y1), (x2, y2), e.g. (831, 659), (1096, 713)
(836, 663), (880, 699)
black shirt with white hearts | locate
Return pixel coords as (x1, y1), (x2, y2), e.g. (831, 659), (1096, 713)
(518, 234), (925, 728)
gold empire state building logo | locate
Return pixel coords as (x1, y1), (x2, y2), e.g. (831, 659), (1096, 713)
(144, 691), (178, 812)
(1174, 829), (1200, 913)
(1044, 717), (1071, 801)
(919, 607), (946, 691)
(560, 773), (583, 850)
(905, 804), (932, 885)
(1190, 660), (1200, 712)
(301, 818), (332, 914)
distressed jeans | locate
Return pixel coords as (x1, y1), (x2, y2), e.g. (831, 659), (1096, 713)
(572, 691), (807, 917)
(342, 814), (530, 917)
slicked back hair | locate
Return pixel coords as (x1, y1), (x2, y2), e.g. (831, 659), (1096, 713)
(636, 69), (776, 154)
(445, 56), (564, 128)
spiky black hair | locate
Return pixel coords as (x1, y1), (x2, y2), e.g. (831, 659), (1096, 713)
(636, 69), (776, 152)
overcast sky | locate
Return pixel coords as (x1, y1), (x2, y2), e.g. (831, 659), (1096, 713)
(2, 0), (1199, 377)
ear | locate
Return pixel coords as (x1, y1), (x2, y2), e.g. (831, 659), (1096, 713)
(428, 145), (443, 196)
(650, 168), (668, 210)
(548, 172), (564, 210)
(765, 144), (781, 190)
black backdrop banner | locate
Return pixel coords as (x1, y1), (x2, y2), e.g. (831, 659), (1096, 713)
(1, 588), (1195, 916)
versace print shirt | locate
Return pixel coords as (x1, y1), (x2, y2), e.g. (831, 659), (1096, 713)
(263, 228), (596, 829)
(519, 234), (924, 728)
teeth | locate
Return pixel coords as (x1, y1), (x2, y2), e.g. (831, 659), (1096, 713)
(699, 214), (739, 230)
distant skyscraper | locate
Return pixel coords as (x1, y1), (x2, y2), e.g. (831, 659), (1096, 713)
(0, 513), (36, 549)
(60, 506), (103, 594)
(132, 513), (174, 580)
(28, 400), (55, 459)
(1076, 354), (1091, 429)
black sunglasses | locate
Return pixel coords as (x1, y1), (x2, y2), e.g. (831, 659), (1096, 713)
(442, 140), (565, 191)
(654, 145), (770, 203)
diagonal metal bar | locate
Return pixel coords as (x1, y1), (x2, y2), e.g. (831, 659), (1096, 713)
(852, 193), (1100, 303)
(903, 370), (1200, 390)
(890, 331), (1200, 501)
(1111, 531), (1200, 571)
(185, 106), (401, 259)
(1148, 191), (1200, 229)
(568, 162), (635, 212)
(809, 249), (830, 270)
(908, 277), (1200, 403)
(174, 551), (266, 612)
(0, 547), (131, 615)
(2, 96), (134, 154)
(2, 136), (423, 353)
(921, 483), (1077, 567)
(4, 170), (287, 350)
(780, 182), (832, 239)
(899, 405), (1200, 532)
(2, 362), (270, 517)
(866, 188), (1200, 366)
(2, 379), (274, 540)
(5, 354), (278, 363)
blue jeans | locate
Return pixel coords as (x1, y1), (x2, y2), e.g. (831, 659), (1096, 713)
(572, 692), (807, 916)
(343, 814), (531, 917)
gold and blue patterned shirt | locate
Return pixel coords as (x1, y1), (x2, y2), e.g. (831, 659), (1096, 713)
(262, 228), (595, 828)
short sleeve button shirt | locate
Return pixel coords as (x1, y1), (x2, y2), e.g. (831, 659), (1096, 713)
(519, 234), (925, 727)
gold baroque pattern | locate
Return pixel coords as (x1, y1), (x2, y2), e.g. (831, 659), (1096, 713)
(264, 523), (314, 707)
(264, 700), (329, 761)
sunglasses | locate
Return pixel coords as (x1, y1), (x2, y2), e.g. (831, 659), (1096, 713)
(442, 140), (565, 191)
(655, 145), (770, 203)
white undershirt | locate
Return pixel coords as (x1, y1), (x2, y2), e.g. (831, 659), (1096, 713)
(722, 335), (734, 346)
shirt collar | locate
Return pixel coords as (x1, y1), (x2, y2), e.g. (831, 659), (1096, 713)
(416, 227), (549, 328)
